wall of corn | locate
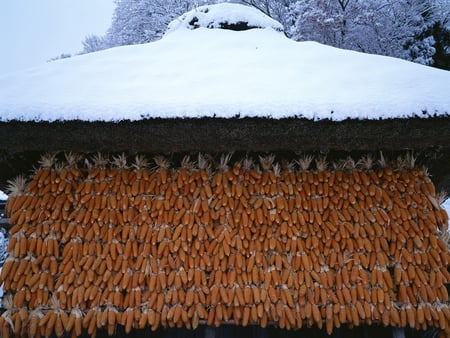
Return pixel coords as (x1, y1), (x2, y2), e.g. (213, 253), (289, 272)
(0, 153), (449, 337)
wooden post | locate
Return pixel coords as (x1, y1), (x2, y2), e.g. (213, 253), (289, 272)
(392, 327), (405, 338)
(252, 326), (268, 338)
(333, 327), (343, 338)
(421, 327), (440, 338)
(205, 327), (215, 338)
(363, 325), (369, 338)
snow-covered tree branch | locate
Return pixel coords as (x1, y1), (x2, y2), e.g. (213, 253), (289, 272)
(79, 0), (449, 69)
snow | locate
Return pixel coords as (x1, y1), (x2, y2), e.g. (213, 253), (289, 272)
(0, 3), (449, 122)
(0, 191), (7, 200)
(166, 3), (284, 33)
(0, 268), (2, 304)
(444, 198), (450, 219)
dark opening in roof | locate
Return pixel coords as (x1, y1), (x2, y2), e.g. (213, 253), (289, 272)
(188, 16), (261, 31)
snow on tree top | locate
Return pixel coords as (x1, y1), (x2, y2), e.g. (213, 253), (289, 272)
(166, 3), (284, 34)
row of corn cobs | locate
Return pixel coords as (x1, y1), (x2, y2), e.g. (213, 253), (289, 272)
(1, 158), (449, 337)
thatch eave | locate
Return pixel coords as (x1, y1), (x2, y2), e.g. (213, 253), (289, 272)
(1, 116), (450, 193)
(1, 116), (449, 152)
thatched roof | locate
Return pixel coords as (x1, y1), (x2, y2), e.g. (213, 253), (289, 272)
(1, 155), (449, 336)
(1, 7), (449, 122)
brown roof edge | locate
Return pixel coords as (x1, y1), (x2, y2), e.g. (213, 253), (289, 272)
(0, 116), (450, 192)
(0, 116), (449, 153)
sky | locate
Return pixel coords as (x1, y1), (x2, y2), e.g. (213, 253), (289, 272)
(0, 0), (115, 75)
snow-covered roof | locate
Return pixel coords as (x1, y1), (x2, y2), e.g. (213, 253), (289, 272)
(0, 3), (449, 122)
(166, 3), (284, 33)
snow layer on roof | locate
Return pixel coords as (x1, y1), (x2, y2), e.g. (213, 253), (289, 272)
(0, 4), (449, 122)
(166, 3), (284, 33)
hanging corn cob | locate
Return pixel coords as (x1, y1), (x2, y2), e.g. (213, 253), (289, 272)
(1, 152), (449, 336)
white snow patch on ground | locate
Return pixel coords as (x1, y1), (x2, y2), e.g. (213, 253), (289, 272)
(0, 191), (7, 200)
(0, 267), (2, 305)
(444, 198), (450, 220)
(0, 3), (449, 122)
